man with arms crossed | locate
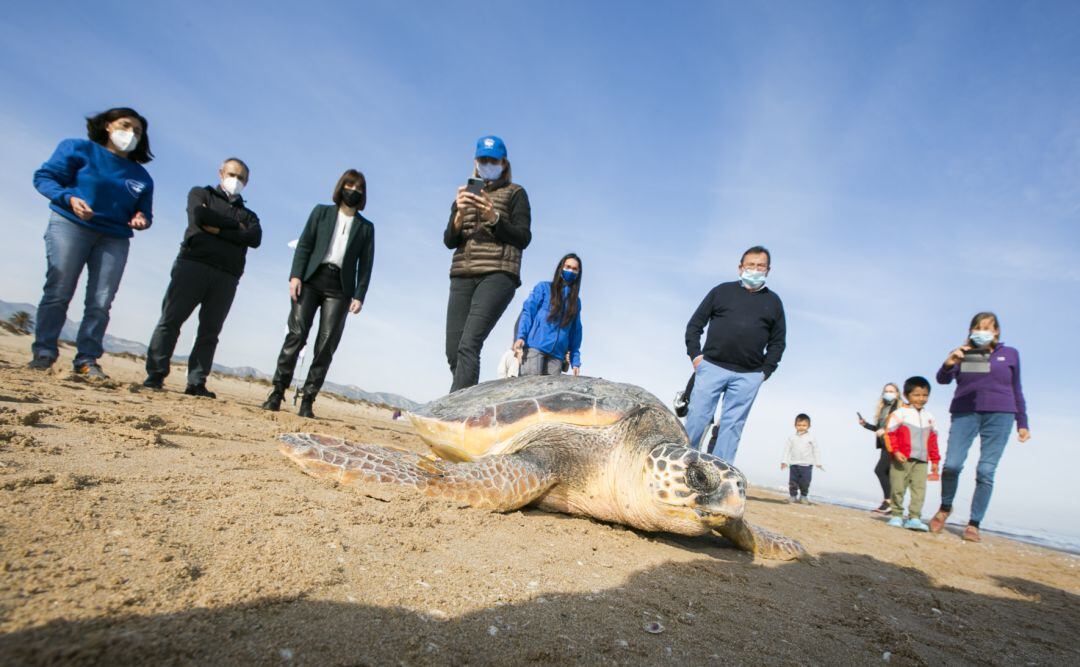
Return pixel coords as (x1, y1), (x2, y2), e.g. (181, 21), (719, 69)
(144, 158), (261, 397)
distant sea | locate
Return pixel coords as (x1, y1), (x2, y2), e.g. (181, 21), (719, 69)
(765, 486), (1080, 556)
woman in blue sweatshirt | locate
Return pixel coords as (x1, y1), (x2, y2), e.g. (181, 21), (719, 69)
(513, 253), (583, 376)
(30, 107), (155, 379)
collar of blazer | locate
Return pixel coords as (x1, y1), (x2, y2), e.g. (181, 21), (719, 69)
(321, 204), (368, 249)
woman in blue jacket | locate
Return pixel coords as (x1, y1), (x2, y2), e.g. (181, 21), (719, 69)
(30, 107), (154, 379)
(513, 253), (583, 376)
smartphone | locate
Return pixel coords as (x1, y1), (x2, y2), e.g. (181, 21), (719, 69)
(856, 412), (865, 421)
(960, 349), (991, 374)
(465, 178), (485, 196)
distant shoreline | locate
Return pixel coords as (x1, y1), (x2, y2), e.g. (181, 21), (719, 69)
(763, 486), (1080, 556)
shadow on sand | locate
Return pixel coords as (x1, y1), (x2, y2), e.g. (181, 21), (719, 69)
(1, 551), (1076, 666)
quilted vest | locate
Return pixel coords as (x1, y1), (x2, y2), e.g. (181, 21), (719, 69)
(449, 181), (523, 279)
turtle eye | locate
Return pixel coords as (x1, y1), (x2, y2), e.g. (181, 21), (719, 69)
(686, 461), (721, 494)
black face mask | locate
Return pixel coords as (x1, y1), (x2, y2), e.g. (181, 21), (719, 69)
(341, 189), (363, 208)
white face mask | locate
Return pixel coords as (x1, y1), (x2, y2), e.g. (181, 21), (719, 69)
(739, 269), (767, 290)
(476, 162), (504, 181)
(109, 129), (138, 153)
(882, 392), (897, 403)
(222, 176), (245, 196)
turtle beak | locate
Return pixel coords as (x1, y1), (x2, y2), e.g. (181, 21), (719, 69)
(687, 460), (746, 521)
(706, 482), (746, 520)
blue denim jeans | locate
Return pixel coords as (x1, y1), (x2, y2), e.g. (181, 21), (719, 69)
(939, 412), (1015, 525)
(33, 213), (130, 368)
(683, 360), (765, 462)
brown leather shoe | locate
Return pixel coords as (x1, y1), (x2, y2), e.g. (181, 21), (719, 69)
(962, 525), (981, 542)
(929, 510), (950, 534)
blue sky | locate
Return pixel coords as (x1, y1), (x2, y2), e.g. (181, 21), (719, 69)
(1, 1), (1078, 542)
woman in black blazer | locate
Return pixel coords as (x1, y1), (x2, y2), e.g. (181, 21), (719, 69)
(262, 169), (374, 418)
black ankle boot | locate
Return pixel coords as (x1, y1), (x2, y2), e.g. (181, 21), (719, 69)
(298, 393), (316, 419)
(261, 387), (284, 411)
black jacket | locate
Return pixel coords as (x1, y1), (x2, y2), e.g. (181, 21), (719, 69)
(290, 204), (375, 302)
(685, 281), (786, 379)
(180, 186), (262, 277)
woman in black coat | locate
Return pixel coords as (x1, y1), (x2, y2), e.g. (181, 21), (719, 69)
(858, 382), (902, 513)
(262, 169), (374, 418)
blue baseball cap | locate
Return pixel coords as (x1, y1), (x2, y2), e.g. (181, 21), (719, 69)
(475, 135), (507, 160)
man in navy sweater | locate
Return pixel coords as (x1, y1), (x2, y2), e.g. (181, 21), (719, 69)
(683, 246), (786, 462)
(143, 159), (261, 397)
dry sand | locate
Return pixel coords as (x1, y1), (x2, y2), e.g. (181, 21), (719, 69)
(0, 331), (1077, 666)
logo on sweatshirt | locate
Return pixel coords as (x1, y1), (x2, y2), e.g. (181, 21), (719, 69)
(125, 179), (146, 199)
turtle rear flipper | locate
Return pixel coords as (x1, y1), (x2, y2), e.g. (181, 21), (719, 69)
(713, 519), (809, 561)
(279, 433), (556, 511)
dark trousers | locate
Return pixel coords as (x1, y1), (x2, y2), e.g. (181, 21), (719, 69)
(788, 465), (813, 498)
(445, 273), (516, 392)
(146, 258), (238, 385)
(874, 448), (892, 499)
(272, 265), (349, 395)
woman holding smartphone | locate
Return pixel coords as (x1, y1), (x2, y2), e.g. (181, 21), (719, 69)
(929, 312), (1030, 542)
(513, 253), (583, 377)
(30, 107), (154, 379)
(443, 135), (531, 392)
(261, 169), (374, 419)
(857, 382), (902, 514)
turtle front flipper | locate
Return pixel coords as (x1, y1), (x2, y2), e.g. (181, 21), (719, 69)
(278, 433), (556, 511)
(713, 518), (808, 561)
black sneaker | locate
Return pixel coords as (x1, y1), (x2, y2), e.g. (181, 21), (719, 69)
(872, 501), (891, 514)
(184, 383), (216, 399)
(74, 363), (108, 380)
(672, 391), (689, 418)
(143, 375), (165, 390)
(28, 355), (55, 371)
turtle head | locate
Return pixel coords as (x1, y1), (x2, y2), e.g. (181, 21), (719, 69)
(644, 445), (746, 530)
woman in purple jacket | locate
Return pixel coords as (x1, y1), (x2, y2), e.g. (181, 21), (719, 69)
(929, 312), (1030, 542)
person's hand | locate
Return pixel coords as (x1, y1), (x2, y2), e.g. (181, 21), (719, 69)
(512, 339), (525, 361)
(875, 428), (885, 437)
(780, 463), (787, 470)
(692, 355), (703, 370)
(128, 212), (150, 230)
(944, 344), (972, 368)
(289, 278), (302, 302)
(1018, 428), (1031, 443)
(203, 225), (220, 234)
(894, 452), (908, 463)
(349, 299), (362, 315)
(70, 197), (94, 221)
(457, 190), (497, 223)
(572, 366), (580, 377)
(452, 187), (467, 231)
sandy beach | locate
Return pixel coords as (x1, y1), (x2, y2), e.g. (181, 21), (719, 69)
(0, 330), (1077, 666)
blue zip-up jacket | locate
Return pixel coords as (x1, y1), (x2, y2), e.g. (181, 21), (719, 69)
(516, 281), (582, 368)
(33, 139), (154, 238)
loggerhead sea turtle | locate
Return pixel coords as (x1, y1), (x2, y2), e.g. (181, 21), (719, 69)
(278, 375), (805, 560)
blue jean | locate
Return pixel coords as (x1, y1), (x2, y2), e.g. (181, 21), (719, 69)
(683, 360), (765, 462)
(33, 213), (130, 367)
(939, 412), (1015, 525)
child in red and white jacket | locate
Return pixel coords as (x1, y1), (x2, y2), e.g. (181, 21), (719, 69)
(883, 376), (941, 532)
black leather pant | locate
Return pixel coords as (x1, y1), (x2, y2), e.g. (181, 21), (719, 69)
(272, 265), (348, 396)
